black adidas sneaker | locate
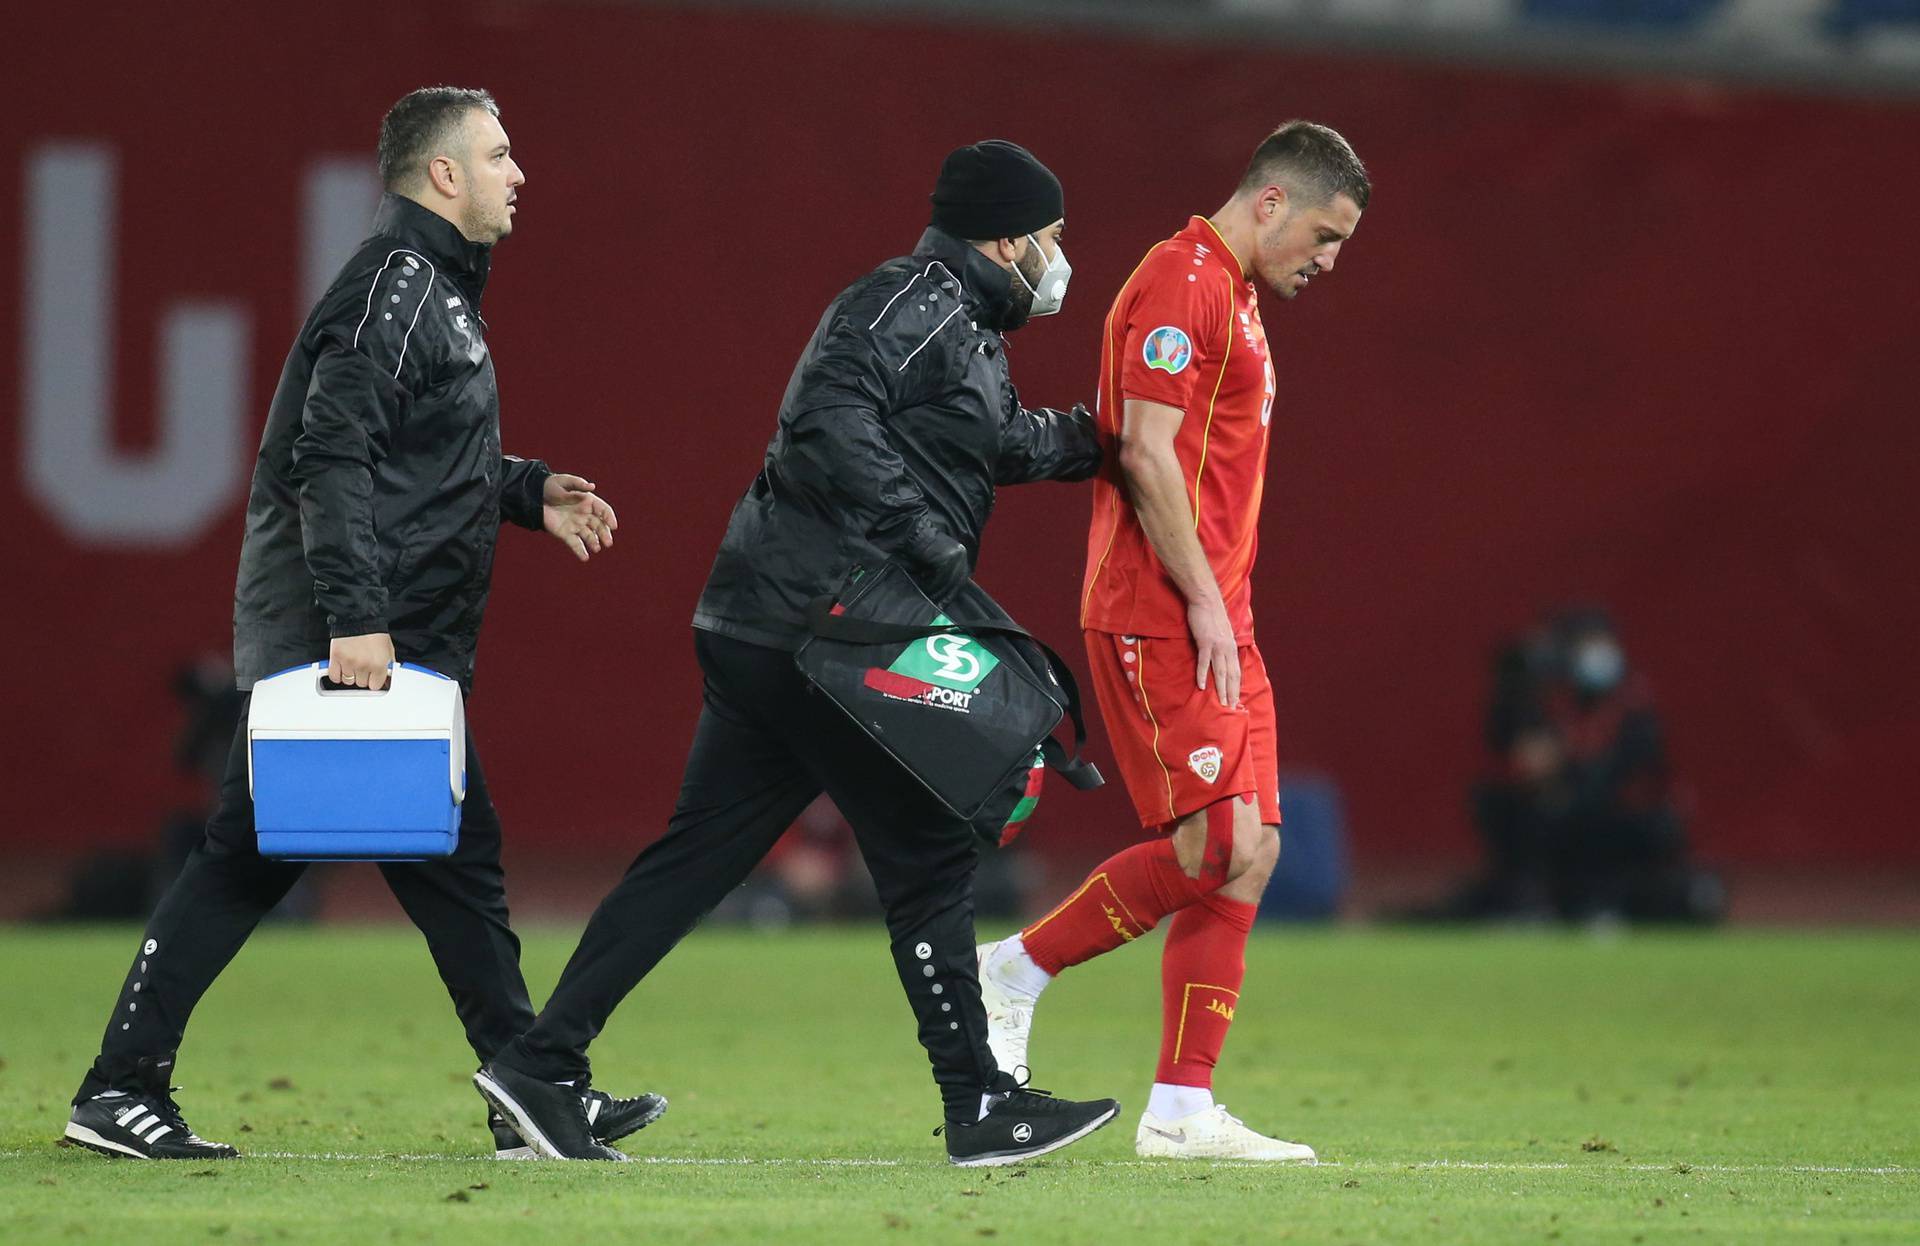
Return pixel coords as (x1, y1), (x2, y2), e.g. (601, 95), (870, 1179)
(942, 1086), (1120, 1167)
(489, 1088), (667, 1159)
(473, 1061), (631, 1160)
(64, 1054), (239, 1160)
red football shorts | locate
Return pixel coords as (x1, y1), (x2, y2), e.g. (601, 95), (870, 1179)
(1084, 630), (1281, 829)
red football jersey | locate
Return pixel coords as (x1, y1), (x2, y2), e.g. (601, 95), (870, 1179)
(1081, 217), (1276, 642)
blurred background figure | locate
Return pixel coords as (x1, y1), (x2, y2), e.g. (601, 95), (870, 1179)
(712, 795), (877, 927)
(1258, 773), (1351, 924)
(37, 657), (318, 924)
(1415, 608), (1724, 925)
(718, 795), (1039, 927)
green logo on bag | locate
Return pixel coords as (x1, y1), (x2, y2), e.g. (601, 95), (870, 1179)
(888, 615), (1000, 693)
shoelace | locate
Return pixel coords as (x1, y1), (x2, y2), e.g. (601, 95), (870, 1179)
(1001, 1066), (1077, 1111)
(140, 1084), (187, 1127)
(129, 1084), (212, 1142)
(1008, 1087), (1092, 1115)
(932, 1083), (1063, 1135)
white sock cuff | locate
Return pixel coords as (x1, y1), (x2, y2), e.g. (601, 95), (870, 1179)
(1147, 1082), (1214, 1120)
(997, 935), (1053, 997)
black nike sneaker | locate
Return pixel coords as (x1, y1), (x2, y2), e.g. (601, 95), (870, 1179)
(942, 1086), (1120, 1167)
(489, 1088), (667, 1159)
(473, 1061), (630, 1160)
(64, 1054), (239, 1160)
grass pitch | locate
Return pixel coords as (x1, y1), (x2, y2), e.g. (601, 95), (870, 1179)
(1, 923), (1916, 1244)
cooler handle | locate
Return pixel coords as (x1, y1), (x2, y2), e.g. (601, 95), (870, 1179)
(317, 663), (394, 696)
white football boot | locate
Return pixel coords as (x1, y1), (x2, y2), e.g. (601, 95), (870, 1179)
(1135, 1104), (1317, 1162)
(976, 939), (1039, 1082)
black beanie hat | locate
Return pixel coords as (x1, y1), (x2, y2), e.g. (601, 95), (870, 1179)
(929, 140), (1064, 241)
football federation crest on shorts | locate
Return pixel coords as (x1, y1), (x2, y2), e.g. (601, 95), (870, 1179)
(1143, 325), (1193, 375)
(1188, 745), (1223, 784)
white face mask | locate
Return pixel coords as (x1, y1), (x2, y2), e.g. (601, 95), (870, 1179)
(1013, 232), (1072, 317)
(1571, 638), (1624, 693)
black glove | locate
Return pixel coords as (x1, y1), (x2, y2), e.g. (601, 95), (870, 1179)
(902, 524), (971, 606)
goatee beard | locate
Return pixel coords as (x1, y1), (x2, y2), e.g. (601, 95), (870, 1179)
(1002, 245), (1042, 327)
(1006, 274), (1035, 323)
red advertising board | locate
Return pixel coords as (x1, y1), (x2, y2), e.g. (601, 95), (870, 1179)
(3, 3), (1915, 866)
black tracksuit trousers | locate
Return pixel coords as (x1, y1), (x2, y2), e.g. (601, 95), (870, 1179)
(494, 629), (1008, 1121)
(73, 705), (534, 1103)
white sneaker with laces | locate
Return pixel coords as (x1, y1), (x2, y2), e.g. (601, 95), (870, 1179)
(976, 939), (1039, 1082)
(1134, 1104), (1317, 1162)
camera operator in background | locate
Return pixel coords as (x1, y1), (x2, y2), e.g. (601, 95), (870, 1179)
(1423, 609), (1722, 924)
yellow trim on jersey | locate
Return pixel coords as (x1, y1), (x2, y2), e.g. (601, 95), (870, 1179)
(1082, 490), (1122, 627)
(1188, 275), (1237, 529)
(1195, 215), (1245, 277)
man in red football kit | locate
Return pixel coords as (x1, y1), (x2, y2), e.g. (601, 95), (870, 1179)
(978, 122), (1369, 1161)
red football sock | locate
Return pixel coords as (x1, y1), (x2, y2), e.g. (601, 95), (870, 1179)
(1155, 891), (1258, 1089)
(1020, 836), (1226, 975)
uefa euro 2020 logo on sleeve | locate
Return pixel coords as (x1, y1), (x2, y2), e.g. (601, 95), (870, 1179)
(1143, 326), (1193, 375)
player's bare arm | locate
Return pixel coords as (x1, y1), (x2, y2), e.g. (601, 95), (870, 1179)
(1117, 397), (1240, 707)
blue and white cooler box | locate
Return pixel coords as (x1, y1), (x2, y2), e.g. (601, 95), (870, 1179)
(247, 662), (466, 860)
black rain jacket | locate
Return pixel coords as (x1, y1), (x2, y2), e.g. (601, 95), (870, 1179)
(233, 194), (549, 690)
(693, 227), (1103, 650)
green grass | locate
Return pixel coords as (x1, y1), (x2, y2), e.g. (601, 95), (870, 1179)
(2, 924), (1916, 1244)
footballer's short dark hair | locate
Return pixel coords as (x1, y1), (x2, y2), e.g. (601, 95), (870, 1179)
(377, 86), (499, 190)
(1238, 121), (1371, 211)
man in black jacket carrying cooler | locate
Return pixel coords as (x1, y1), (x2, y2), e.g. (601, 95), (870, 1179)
(476, 141), (1118, 1166)
(62, 87), (662, 1162)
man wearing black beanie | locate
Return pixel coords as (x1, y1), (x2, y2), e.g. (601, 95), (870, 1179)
(473, 142), (1116, 1166)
